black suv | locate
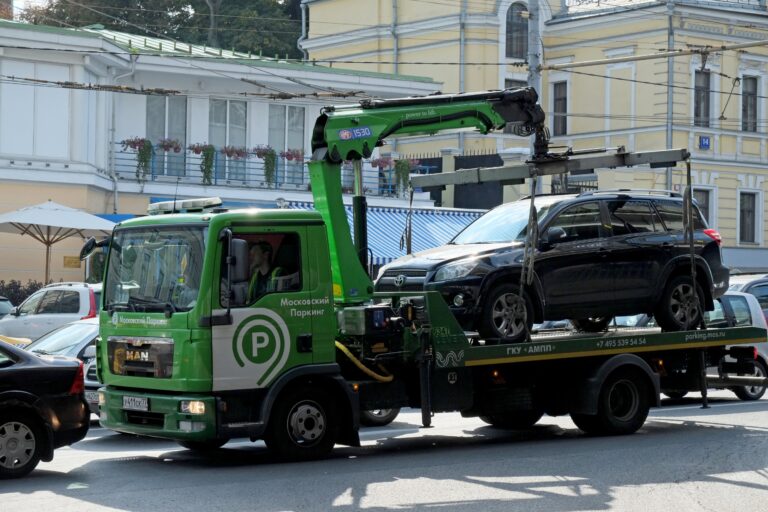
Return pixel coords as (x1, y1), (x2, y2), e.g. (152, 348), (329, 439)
(375, 191), (729, 342)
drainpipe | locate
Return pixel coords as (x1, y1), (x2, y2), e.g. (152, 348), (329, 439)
(109, 55), (137, 212)
(666, 0), (675, 190)
(298, 2), (308, 60)
(458, 0), (467, 152)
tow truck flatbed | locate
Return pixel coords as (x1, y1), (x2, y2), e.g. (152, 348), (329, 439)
(456, 327), (766, 367)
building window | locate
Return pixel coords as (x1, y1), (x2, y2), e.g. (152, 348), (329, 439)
(739, 192), (757, 243)
(268, 105), (306, 185)
(506, 4), (528, 60)
(694, 70), (711, 128)
(147, 96), (187, 177)
(553, 81), (567, 136)
(693, 188), (711, 225)
(504, 79), (528, 134)
(209, 99), (247, 180)
(742, 76), (757, 132)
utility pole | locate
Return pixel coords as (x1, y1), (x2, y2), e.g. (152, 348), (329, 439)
(666, 0), (675, 190)
(528, 0), (543, 193)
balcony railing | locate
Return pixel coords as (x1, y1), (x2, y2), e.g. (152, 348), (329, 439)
(112, 144), (413, 197)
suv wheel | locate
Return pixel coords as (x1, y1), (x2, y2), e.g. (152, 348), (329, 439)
(571, 317), (611, 332)
(654, 275), (704, 331)
(478, 284), (533, 343)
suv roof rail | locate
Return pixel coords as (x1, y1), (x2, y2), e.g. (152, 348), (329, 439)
(43, 281), (99, 289)
(519, 192), (575, 201)
(577, 188), (682, 198)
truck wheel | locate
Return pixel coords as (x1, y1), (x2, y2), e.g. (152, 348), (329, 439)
(479, 410), (543, 429)
(0, 412), (44, 479)
(654, 275), (704, 331)
(733, 359), (767, 401)
(265, 386), (339, 460)
(177, 439), (228, 452)
(571, 317), (611, 333)
(571, 369), (650, 436)
(360, 408), (400, 427)
(478, 284), (533, 343)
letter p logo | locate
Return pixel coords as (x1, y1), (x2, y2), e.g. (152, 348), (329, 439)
(251, 332), (270, 358)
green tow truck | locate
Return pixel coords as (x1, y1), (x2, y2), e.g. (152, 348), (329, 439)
(86, 88), (767, 459)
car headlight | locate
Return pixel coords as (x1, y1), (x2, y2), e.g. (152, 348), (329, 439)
(434, 260), (478, 282)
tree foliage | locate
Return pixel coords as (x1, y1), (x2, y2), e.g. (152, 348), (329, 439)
(20, 0), (303, 59)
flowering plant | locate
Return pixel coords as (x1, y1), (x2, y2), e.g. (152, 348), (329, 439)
(157, 138), (182, 153)
(221, 145), (249, 159)
(187, 143), (216, 185)
(370, 156), (393, 168)
(280, 148), (304, 162)
(121, 137), (153, 182)
(253, 145), (277, 186)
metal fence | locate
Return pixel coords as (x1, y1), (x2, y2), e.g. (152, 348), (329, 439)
(113, 144), (416, 197)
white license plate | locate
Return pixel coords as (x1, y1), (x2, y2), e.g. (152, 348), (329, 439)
(85, 391), (99, 404)
(122, 395), (149, 412)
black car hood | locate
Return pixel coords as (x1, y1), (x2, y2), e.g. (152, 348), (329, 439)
(383, 242), (523, 271)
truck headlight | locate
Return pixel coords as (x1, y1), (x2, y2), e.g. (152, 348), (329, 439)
(180, 400), (206, 415)
(434, 260), (478, 282)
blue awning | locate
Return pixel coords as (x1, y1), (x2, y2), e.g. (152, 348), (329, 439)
(96, 213), (135, 223)
(289, 202), (483, 265)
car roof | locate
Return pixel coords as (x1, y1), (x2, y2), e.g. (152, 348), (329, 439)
(43, 281), (102, 290)
(729, 273), (768, 284)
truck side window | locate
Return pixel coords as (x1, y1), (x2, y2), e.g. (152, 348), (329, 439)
(222, 233), (301, 308)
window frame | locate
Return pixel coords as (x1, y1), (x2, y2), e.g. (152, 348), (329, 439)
(737, 190), (761, 245)
(552, 81), (568, 136)
(505, 3), (528, 60)
(741, 76), (758, 133)
(146, 95), (188, 177)
(694, 70), (711, 128)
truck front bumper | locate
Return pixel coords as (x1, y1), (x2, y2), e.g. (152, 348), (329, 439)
(99, 387), (219, 441)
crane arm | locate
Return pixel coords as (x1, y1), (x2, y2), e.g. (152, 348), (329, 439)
(308, 87), (548, 305)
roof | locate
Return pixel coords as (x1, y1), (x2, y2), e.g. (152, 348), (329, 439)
(288, 201), (484, 265)
(0, 19), (436, 84)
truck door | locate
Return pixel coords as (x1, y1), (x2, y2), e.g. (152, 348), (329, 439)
(211, 227), (313, 392)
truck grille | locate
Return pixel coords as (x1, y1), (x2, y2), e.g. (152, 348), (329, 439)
(376, 269), (428, 292)
(108, 337), (174, 378)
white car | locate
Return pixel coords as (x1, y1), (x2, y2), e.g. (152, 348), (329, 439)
(0, 282), (101, 341)
(663, 290), (768, 401)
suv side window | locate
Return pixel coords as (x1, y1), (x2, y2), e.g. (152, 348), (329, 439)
(37, 291), (64, 314)
(704, 299), (728, 328)
(654, 199), (706, 231)
(608, 200), (663, 235)
(548, 202), (604, 243)
(18, 290), (45, 315)
(57, 291), (81, 314)
(728, 296), (753, 326)
(747, 283), (768, 310)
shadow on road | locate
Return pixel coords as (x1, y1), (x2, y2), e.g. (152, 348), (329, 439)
(4, 402), (768, 511)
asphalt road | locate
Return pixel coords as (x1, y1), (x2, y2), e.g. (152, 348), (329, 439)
(2, 391), (767, 512)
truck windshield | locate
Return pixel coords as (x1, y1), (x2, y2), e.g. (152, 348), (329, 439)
(104, 226), (207, 314)
(452, 197), (564, 244)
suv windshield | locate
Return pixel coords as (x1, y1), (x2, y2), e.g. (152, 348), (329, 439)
(104, 226), (207, 313)
(452, 197), (565, 244)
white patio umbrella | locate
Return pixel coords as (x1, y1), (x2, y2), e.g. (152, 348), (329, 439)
(0, 200), (115, 283)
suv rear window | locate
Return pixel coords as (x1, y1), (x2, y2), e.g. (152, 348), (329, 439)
(654, 200), (706, 231)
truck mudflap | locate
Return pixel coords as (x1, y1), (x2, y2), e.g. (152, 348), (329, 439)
(572, 354), (661, 415)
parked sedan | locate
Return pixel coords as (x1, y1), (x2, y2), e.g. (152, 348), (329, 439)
(24, 317), (98, 363)
(0, 341), (89, 478)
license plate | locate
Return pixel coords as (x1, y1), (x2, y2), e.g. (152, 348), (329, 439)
(123, 395), (149, 412)
(85, 391), (99, 404)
